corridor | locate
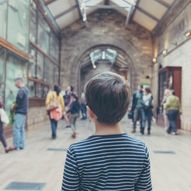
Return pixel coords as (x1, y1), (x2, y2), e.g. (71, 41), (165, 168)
(0, 118), (191, 191)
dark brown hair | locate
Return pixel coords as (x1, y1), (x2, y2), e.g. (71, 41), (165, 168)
(85, 72), (129, 124)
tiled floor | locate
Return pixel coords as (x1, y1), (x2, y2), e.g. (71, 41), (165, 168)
(0, 118), (191, 191)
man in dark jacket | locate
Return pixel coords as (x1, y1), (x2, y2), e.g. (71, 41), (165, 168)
(13, 77), (29, 150)
(131, 85), (145, 134)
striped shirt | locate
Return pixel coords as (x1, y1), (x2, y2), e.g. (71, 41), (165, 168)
(62, 133), (152, 191)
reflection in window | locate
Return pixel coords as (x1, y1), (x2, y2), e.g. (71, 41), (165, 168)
(38, 12), (50, 54)
(7, 0), (29, 52)
(5, 54), (27, 111)
(0, 48), (5, 102)
(28, 80), (35, 98)
(37, 52), (44, 79)
(0, 0), (7, 39)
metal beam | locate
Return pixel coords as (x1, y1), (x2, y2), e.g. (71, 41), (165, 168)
(86, 4), (130, 10)
(75, 0), (84, 21)
(155, 0), (170, 8)
(45, 0), (58, 6)
(55, 5), (78, 20)
(136, 6), (160, 22)
(126, 0), (140, 24)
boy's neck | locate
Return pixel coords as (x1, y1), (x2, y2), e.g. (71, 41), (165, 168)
(94, 121), (124, 135)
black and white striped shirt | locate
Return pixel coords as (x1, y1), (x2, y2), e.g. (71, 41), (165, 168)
(62, 133), (152, 191)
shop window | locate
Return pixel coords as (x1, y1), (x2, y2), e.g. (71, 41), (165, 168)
(0, 0), (7, 39)
(36, 52), (44, 79)
(0, 48), (6, 102)
(5, 54), (27, 111)
(37, 12), (50, 54)
(28, 80), (35, 98)
(7, 0), (30, 52)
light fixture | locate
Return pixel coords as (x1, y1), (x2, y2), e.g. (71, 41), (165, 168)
(162, 49), (168, 56)
(92, 64), (96, 69)
(184, 31), (191, 37)
(152, 57), (157, 63)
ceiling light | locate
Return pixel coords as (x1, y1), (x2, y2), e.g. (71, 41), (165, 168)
(185, 31), (191, 37)
(152, 58), (157, 63)
(162, 49), (167, 56)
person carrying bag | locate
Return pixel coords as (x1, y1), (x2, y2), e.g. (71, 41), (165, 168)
(45, 85), (65, 139)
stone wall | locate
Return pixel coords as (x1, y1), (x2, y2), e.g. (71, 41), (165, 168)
(152, 1), (191, 131)
(60, 9), (153, 93)
(27, 107), (48, 130)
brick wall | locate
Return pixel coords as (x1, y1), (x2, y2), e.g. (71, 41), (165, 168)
(60, 9), (153, 93)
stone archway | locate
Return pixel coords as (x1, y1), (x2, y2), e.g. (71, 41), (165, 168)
(75, 44), (137, 94)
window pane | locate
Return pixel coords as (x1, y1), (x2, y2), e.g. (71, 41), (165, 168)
(38, 12), (50, 54)
(0, 0), (7, 39)
(50, 33), (59, 62)
(53, 65), (59, 85)
(29, 2), (37, 43)
(7, 0), (29, 52)
(28, 80), (35, 97)
(28, 45), (36, 78)
(36, 52), (44, 79)
(0, 48), (6, 102)
(5, 54), (27, 111)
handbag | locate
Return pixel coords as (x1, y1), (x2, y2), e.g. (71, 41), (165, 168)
(128, 111), (133, 119)
(47, 92), (59, 111)
(0, 108), (9, 125)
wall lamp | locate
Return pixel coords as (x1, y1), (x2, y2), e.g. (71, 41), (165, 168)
(162, 49), (168, 56)
(152, 57), (157, 63)
(184, 30), (191, 37)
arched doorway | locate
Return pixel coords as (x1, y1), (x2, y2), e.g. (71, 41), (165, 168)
(77, 44), (136, 94)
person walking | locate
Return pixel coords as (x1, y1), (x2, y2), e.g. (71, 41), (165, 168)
(62, 72), (152, 191)
(80, 92), (87, 120)
(164, 90), (181, 135)
(67, 94), (80, 138)
(131, 85), (145, 134)
(46, 85), (65, 139)
(12, 78), (29, 150)
(143, 88), (153, 135)
(0, 102), (13, 153)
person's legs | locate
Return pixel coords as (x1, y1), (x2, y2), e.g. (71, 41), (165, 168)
(0, 123), (8, 149)
(19, 114), (26, 149)
(50, 119), (57, 139)
(140, 108), (145, 135)
(133, 108), (138, 133)
(13, 114), (23, 150)
(71, 114), (78, 138)
(166, 111), (173, 134)
(170, 110), (179, 134)
(147, 109), (152, 135)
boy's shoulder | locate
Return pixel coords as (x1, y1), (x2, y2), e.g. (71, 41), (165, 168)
(68, 134), (146, 152)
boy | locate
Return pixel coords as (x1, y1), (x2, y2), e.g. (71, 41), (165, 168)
(62, 72), (152, 191)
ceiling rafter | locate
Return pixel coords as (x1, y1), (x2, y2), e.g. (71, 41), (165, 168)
(126, 0), (140, 24)
(155, 0), (170, 8)
(75, 0), (84, 21)
(45, 0), (58, 6)
(55, 5), (78, 20)
(136, 6), (160, 22)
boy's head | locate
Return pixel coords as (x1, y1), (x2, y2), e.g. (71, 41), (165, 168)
(85, 72), (129, 125)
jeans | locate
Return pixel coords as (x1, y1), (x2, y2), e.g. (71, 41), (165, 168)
(166, 109), (179, 133)
(144, 108), (152, 134)
(50, 119), (58, 139)
(70, 113), (79, 132)
(0, 122), (7, 148)
(80, 104), (87, 119)
(133, 107), (145, 133)
(13, 114), (26, 149)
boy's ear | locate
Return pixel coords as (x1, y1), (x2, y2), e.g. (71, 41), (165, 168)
(87, 107), (97, 122)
